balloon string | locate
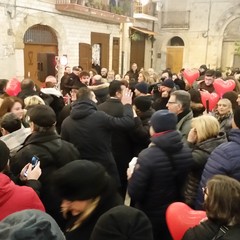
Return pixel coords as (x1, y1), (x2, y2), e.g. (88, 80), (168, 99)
(206, 99), (209, 113)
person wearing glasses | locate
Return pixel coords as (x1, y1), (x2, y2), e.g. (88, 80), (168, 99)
(166, 90), (193, 141)
(183, 175), (240, 240)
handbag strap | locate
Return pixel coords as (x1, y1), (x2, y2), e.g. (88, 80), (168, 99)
(212, 225), (229, 240)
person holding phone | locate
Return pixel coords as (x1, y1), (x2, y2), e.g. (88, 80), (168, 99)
(0, 140), (45, 221)
(10, 104), (80, 229)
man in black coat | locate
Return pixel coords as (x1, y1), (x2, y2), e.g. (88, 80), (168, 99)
(98, 80), (135, 197)
(17, 78), (38, 100)
(61, 87), (134, 188)
(10, 105), (80, 229)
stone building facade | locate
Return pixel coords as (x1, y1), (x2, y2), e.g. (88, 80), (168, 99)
(0, 0), (240, 83)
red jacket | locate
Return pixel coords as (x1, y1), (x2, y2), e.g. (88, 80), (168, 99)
(0, 173), (45, 220)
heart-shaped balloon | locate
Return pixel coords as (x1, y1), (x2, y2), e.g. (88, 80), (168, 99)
(5, 78), (21, 96)
(213, 78), (236, 97)
(183, 69), (200, 86)
(200, 91), (219, 112)
(166, 202), (206, 240)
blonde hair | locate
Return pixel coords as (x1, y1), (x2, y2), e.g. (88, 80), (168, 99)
(217, 98), (233, 113)
(24, 95), (45, 108)
(191, 115), (220, 142)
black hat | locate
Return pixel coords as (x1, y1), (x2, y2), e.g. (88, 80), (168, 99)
(162, 79), (174, 89)
(0, 140), (10, 171)
(27, 105), (56, 127)
(233, 107), (240, 129)
(150, 110), (177, 133)
(0, 210), (65, 240)
(135, 82), (148, 94)
(90, 205), (153, 240)
(199, 64), (207, 71)
(52, 160), (109, 201)
(134, 96), (152, 112)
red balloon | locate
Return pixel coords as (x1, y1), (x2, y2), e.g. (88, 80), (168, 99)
(183, 69), (200, 86)
(166, 202), (206, 240)
(5, 78), (21, 96)
(213, 78), (236, 97)
(200, 91), (219, 111)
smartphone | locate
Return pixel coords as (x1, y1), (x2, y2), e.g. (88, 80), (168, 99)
(31, 155), (39, 169)
(24, 155), (39, 177)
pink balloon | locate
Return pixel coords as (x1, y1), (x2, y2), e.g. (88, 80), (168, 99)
(213, 78), (236, 97)
(200, 91), (219, 112)
(5, 78), (21, 96)
(183, 69), (200, 86)
(166, 202), (206, 240)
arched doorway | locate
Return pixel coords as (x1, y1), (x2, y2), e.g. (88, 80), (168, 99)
(221, 18), (240, 71)
(24, 24), (58, 87)
(166, 36), (184, 73)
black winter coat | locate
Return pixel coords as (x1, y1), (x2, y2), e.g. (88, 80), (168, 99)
(183, 219), (240, 240)
(130, 108), (154, 156)
(10, 130), (80, 228)
(184, 133), (227, 207)
(98, 98), (134, 197)
(128, 130), (193, 239)
(61, 99), (134, 186)
(64, 186), (123, 240)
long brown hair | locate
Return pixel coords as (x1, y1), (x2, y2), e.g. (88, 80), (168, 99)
(0, 96), (23, 118)
(205, 175), (240, 226)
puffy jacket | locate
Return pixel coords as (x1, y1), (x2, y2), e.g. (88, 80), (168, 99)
(196, 129), (240, 209)
(184, 133), (227, 207)
(0, 173), (45, 220)
(128, 130), (193, 239)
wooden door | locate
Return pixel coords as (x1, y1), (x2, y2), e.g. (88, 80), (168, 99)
(130, 37), (145, 70)
(91, 32), (110, 70)
(24, 44), (57, 87)
(112, 37), (120, 74)
(79, 43), (92, 71)
(166, 47), (183, 73)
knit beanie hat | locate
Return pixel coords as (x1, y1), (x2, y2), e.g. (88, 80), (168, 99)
(52, 160), (109, 201)
(134, 96), (152, 112)
(135, 82), (149, 94)
(90, 205), (153, 240)
(162, 79), (174, 89)
(0, 209), (65, 240)
(27, 105), (56, 127)
(0, 140), (10, 171)
(150, 110), (177, 133)
(233, 107), (240, 129)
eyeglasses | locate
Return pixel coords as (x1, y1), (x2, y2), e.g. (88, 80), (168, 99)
(167, 101), (177, 104)
(202, 186), (208, 196)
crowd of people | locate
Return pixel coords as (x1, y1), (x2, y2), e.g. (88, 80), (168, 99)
(0, 63), (240, 240)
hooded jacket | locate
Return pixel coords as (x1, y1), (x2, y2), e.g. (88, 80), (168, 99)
(0, 209), (65, 240)
(0, 173), (45, 221)
(61, 99), (134, 186)
(196, 129), (240, 209)
(128, 130), (192, 239)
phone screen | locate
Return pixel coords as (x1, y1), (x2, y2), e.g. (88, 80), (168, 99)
(31, 156), (39, 169)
